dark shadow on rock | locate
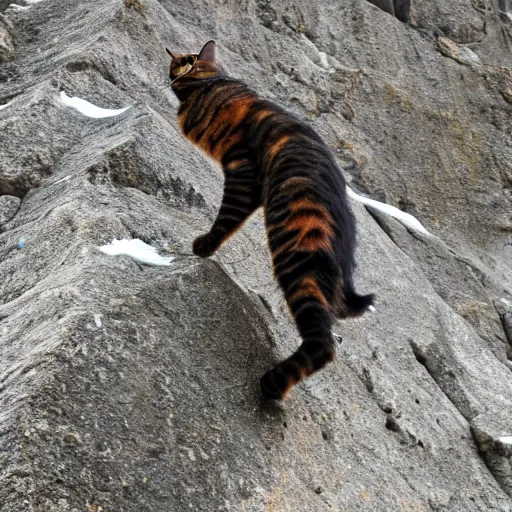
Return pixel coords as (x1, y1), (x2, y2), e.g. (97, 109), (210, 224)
(366, 0), (411, 23)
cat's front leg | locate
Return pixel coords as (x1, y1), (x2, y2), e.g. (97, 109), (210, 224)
(192, 160), (261, 258)
(192, 232), (219, 258)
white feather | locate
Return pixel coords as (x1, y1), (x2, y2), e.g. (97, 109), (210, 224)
(60, 91), (130, 118)
(98, 239), (174, 266)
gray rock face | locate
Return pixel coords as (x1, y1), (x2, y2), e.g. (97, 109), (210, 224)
(0, 15), (13, 62)
(0, 195), (20, 225)
(0, 0), (511, 510)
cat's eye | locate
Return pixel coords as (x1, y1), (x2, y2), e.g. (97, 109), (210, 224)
(187, 56), (194, 65)
(180, 57), (187, 66)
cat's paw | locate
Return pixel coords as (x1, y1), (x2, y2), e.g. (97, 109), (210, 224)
(192, 233), (216, 258)
(260, 367), (288, 400)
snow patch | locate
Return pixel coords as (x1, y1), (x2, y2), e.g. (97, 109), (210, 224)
(98, 239), (174, 266)
(500, 436), (512, 445)
(60, 91), (130, 119)
(347, 187), (430, 235)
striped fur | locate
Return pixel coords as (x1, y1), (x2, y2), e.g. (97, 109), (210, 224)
(169, 41), (374, 400)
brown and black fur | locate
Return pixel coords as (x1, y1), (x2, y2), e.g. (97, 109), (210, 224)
(167, 41), (374, 400)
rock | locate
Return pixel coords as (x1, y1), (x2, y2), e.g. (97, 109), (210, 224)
(0, 14), (14, 61)
(0, 0), (511, 511)
(495, 298), (512, 357)
(367, 0), (395, 17)
(471, 416), (512, 497)
(497, 0), (512, 20)
(438, 36), (482, 67)
(0, 195), (20, 225)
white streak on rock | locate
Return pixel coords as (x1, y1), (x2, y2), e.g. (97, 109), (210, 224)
(60, 91), (130, 118)
(52, 175), (72, 185)
(6, 1), (51, 15)
(6, 4), (29, 11)
(500, 436), (512, 445)
(98, 239), (174, 266)
(347, 186), (430, 235)
(94, 314), (102, 328)
(318, 52), (330, 69)
(0, 101), (12, 111)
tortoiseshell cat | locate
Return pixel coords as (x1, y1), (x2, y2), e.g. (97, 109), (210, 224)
(167, 41), (374, 400)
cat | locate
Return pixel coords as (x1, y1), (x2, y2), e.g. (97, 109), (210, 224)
(167, 41), (374, 400)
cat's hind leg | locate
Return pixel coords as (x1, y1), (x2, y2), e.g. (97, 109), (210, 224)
(260, 285), (335, 399)
(260, 249), (337, 400)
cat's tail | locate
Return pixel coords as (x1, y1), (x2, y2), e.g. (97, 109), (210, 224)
(260, 275), (336, 400)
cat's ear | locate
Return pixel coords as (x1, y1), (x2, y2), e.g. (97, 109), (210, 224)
(165, 48), (176, 59)
(198, 40), (216, 62)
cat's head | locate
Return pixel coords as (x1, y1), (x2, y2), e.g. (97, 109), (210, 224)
(166, 40), (225, 85)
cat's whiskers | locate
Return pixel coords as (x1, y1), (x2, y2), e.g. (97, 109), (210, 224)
(169, 66), (195, 85)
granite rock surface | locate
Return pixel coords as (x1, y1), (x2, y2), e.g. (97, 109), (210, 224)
(0, 0), (511, 510)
